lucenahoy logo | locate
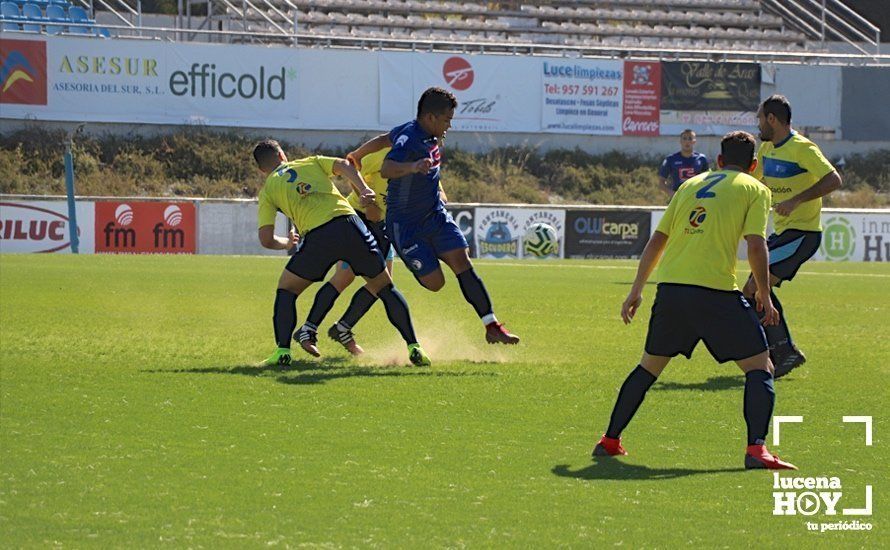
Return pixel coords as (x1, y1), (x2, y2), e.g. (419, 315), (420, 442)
(820, 216), (855, 261)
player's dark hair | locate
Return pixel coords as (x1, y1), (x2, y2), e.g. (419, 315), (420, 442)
(417, 87), (457, 118)
(761, 94), (792, 125)
(253, 139), (282, 169)
(720, 131), (756, 168)
(681, 128), (695, 137)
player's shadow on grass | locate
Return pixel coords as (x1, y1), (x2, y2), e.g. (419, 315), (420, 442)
(552, 459), (745, 481)
(142, 356), (353, 377)
(652, 375), (744, 392)
(276, 366), (497, 385)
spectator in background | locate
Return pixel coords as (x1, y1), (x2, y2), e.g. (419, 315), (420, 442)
(658, 129), (710, 197)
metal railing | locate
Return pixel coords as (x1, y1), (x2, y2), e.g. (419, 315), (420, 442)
(761, 0), (880, 57)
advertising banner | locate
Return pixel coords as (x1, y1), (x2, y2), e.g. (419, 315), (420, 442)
(621, 61), (661, 136)
(446, 206), (476, 258)
(379, 52), (539, 132)
(660, 61), (760, 135)
(474, 207), (565, 259)
(565, 209), (650, 258)
(0, 200), (95, 253)
(95, 201), (196, 254)
(0, 36), (299, 127)
(817, 213), (890, 262)
(541, 59), (623, 135)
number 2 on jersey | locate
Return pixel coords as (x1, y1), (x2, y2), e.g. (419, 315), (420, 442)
(696, 173), (725, 199)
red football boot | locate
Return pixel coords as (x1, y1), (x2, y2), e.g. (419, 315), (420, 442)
(744, 444), (798, 470)
(485, 322), (520, 345)
(592, 434), (628, 457)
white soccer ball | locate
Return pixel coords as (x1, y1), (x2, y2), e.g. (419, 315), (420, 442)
(523, 222), (558, 258)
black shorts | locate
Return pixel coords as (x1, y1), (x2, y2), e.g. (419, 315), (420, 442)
(645, 284), (768, 363)
(285, 215), (385, 282)
(356, 211), (391, 258)
(768, 230), (821, 286)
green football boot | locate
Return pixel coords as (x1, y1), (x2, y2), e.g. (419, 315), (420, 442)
(408, 344), (431, 367)
(262, 347), (292, 367)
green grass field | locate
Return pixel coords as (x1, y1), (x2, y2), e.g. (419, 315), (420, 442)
(1, 254), (887, 547)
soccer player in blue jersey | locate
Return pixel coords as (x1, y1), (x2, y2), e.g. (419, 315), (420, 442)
(343, 87), (519, 345)
(745, 95), (842, 377)
(658, 129), (710, 197)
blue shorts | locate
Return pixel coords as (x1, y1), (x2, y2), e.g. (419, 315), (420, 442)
(387, 209), (468, 277)
(285, 215), (385, 282)
(645, 284), (768, 363)
(339, 211), (393, 270)
(767, 230), (821, 286)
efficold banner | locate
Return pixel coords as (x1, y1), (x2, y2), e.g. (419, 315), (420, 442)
(378, 52), (538, 132)
(0, 200), (95, 253)
(0, 36), (298, 127)
(541, 59), (623, 135)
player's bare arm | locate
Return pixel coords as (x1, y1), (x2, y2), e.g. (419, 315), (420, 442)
(364, 203), (384, 222)
(745, 234), (779, 326)
(380, 158), (432, 179)
(621, 231), (668, 325)
(773, 170), (842, 216)
(347, 133), (392, 170)
(332, 159), (376, 206)
(258, 224), (299, 250)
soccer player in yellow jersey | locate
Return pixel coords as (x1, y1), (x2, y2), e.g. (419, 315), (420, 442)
(594, 131), (797, 470)
(252, 140), (430, 367)
(747, 95), (842, 377)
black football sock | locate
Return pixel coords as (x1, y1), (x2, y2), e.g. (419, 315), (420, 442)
(273, 289), (297, 348)
(305, 282), (340, 329)
(339, 286), (378, 330)
(377, 284), (418, 345)
(456, 268), (494, 320)
(605, 365), (657, 439)
(744, 370), (775, 445)
(764, 290), (793, 347)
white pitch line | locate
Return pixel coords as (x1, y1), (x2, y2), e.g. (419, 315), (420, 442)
(475, 261), (890, 278)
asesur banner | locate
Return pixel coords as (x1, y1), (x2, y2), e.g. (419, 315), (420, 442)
(0, 36), (299, 127)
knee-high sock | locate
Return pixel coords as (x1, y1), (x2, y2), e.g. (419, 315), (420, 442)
(339, 286), (378, 330)
(273, 289), (297, 348)
(744, 370), (775, 445)
(457, 268), (494, 320)
(304, 282), (340, 330)
(377, 284), (417, 345)
(605, 365), (657, 439)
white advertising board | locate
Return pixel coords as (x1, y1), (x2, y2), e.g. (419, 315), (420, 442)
(541, 59), (623, 135)
(0, 200), (95, 253)
(474, 207), (565, 259)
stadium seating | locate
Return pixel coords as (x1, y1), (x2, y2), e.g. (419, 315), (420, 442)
(0, 0), (110, 36)
(222, 0), (809, 52)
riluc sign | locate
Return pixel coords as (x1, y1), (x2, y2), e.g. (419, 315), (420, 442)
(0, 201), (95, 253)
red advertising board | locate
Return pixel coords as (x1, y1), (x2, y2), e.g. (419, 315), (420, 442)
(622, 61), (661, 136)
(0, 39), (48, 106)
(95, 201), (196, 253)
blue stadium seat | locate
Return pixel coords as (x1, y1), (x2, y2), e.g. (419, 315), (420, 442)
(21, 2), (45, 32)
(0, 1), (23, 30)
(45, 2), (65, 33)
(68, 4), (93, 34)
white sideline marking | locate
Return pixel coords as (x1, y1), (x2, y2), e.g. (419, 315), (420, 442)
(772, 416), (804, 446)
(842, 416), (873, 446)
(475, 262), (890, 278)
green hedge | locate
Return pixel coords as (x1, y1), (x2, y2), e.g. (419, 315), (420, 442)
(1, 127), (887, 207)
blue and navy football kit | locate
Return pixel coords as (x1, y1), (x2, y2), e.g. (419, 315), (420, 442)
(385, 120), (467, 277)
(659, 151), (710, 192)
